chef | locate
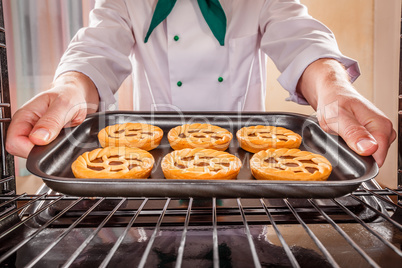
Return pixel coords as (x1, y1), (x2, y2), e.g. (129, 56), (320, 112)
(6, 0), (396, 166)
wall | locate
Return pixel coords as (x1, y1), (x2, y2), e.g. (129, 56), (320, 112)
(265, 0), (400, 187)
(372, 0), (400, 188)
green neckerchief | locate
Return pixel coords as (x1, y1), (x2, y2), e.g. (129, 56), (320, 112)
(144, 0), (227, 46)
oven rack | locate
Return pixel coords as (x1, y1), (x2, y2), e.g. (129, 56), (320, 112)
(0, 184), (401, 267)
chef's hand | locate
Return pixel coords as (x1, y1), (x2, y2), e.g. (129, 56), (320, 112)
(297, 58), (396, 167)
(6, 71), (99, 158)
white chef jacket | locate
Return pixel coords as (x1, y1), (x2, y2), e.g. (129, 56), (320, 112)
(55, 0), (360, 112)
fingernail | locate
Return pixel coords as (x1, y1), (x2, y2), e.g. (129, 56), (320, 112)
(356, 139), (377, 153)
(31, 128), (51, 142)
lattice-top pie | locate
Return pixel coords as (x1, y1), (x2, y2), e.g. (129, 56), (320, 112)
(236, 125), (302, 153)
(72, 147), (154, 179)
(98, 123), (163, 151)
(250, 148), (332, 181)
(162, 148), (242, 180)
(168, 123), (232, 151)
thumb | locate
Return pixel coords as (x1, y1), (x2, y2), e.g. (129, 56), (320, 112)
(318, 108), (378, 157)
(29, 101), (87, 145)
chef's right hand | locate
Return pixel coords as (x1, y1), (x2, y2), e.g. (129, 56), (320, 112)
(6, 72), (99, 158)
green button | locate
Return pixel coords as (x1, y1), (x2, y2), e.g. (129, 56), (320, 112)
(174, 35), (179, 41)
(177, 81), (182, 87)
(218, 77), (224, 82)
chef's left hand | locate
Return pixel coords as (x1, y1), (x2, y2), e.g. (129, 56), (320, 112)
(297, 58), (396, 167)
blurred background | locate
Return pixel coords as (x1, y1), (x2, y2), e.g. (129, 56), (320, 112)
(3, 0), (400, 190)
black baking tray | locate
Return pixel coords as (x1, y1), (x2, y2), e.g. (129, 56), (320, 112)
(26, 111), (378, 198)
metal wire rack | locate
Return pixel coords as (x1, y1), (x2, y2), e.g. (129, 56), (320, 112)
(0, 185), (401, 267)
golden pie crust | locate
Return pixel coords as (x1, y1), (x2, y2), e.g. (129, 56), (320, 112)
(98, 123), (163, 151)
(236, 125), (302, 153)
(168, 123), (232, 151)
(71, 147), (154, 179)
(162, 148), (242, 180)
(250, 148), (332, 181)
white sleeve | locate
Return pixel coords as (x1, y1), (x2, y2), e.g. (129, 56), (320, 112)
(259, 0), (360, 104)
(54, 0), (135, 110)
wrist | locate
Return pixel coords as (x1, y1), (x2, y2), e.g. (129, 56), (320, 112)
(53, 71), (99, 109)
(297, 58), (352, 109)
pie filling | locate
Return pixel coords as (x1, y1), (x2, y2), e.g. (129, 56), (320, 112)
(262, 157), (319, 174)
(87, 156), (147, 172)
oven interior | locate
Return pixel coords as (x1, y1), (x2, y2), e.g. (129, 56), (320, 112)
(1, 2), (402, 267)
